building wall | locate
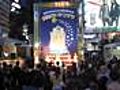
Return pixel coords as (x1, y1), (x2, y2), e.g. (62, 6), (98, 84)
(0, 0), (11, 35)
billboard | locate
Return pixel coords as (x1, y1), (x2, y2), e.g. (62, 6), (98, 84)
(40, 8), (78, 54)
(85, 0), (120, 33)
(34, 2), (80, 65)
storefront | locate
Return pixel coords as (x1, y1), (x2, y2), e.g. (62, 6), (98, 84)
(104, 42), (120, 62)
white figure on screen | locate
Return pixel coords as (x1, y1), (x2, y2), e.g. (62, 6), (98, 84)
(49, 25), (68, 54)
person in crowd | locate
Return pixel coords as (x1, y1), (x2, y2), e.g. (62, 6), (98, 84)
(1, 53), (120, 90)
(107, 71), (120, 90)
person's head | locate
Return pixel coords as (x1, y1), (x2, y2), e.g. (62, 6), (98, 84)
(48, 62), (52, 67)
(102, 0), (107, 4)
(110, 72), (119, 81)
(107, 63), (112, 70)
(99, 76), (108, 84)
(8, 64), (12, 69)
(3, 62), (7, 68)
(56, 61), (60, 66)
(111, 0), (116, 4)
(36, 64), (41, 69)
(16, 61), (20, 66)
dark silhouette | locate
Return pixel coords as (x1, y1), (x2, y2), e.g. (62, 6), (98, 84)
(109, 0), (120, 26)
(99, 3), (110, 26)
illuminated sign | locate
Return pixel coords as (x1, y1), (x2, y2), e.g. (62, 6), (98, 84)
(34, 2), (79, 65)
(54, 2), (70, 7)
(85, 0), (120, 28)
(39, 8), (79, 55)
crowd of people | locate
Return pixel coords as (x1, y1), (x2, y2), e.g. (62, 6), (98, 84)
(0, 56), (120, 90)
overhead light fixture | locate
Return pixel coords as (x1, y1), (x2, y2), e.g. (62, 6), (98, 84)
(12, 2), (21, 9)
(23, 28), (28, 33)
(25, 35), (29, 40)
(14, 0), (19, 3)
(11, 7), (16, 12)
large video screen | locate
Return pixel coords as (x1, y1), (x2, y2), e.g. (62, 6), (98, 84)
(85, 0), (120, 28)
(39, 8), (79, 57)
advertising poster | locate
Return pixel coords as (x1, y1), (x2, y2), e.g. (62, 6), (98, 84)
(40, 8), (78, 54)
(85, 0), (120, 33)
(36, 3), (79, 65)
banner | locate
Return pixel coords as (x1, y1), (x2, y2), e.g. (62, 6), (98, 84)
(39, 8), (79, 56)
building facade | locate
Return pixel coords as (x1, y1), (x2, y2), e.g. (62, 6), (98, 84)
(0, 0), (11, 37)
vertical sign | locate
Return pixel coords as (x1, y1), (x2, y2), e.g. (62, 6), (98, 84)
(34, 2), (80, 65)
